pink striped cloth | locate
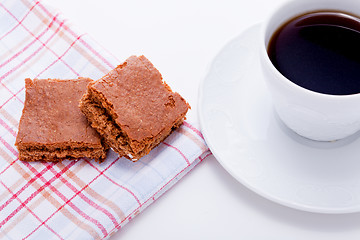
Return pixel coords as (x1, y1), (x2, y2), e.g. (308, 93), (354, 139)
(0, 0), (210, 239)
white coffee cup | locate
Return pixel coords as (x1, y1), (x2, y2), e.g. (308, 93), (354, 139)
(260, 0), (360, 141)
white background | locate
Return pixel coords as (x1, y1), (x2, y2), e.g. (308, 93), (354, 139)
(45, 0), (360, 239)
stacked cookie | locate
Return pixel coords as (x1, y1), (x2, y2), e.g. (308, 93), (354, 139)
(15, 56), (190, 163)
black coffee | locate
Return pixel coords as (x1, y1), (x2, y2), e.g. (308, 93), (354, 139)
(268, 12), (360, 95)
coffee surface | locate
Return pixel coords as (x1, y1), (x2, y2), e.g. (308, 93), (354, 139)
(268, 12), (360, 95)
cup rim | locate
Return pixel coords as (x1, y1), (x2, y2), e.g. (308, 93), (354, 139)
(260, 0), (360, 100)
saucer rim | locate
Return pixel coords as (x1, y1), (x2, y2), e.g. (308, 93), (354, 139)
(198, 23), (360, 214)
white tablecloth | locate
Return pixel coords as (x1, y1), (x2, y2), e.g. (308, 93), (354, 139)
(44, 0), (360, 239)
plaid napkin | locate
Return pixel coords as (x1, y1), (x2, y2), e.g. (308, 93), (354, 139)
(0, 0), (210, 239)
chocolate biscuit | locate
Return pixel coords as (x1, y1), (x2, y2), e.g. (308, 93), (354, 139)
(15, 78), (108, 162)
(79, 55), (190, 161)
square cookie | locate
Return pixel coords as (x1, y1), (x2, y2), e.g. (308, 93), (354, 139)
(79, 55), (190, 161)
(15, 78), (108, 162)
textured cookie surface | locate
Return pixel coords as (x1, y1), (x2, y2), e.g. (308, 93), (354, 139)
(80, 55), (190, 161)
(15, 78), (108, 162)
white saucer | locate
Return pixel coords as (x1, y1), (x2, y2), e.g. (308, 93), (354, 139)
(198, 24), (360, 214)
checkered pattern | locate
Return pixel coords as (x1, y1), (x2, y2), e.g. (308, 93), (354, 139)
(0, 0), (210, 239)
